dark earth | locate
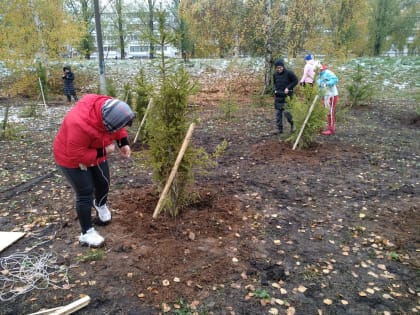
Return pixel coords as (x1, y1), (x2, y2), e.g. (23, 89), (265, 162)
(0, 70), (419, 315)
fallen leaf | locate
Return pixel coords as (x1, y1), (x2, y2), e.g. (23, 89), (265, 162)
(162, 303), (171, 313)
(323, 298), (333, 305)
(274, 299), (284, 305)
(341, 299), (348, 305)
(366, 288), (375, 294)
(297, 285), (307, 293)
(190, 300), (200, 309)
(268, 308), (278, 314)
(377, 264), (386, 270)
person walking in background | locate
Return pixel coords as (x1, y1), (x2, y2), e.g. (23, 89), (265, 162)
(53, 94), (135, 247)
(317, 64), (339, 135)
(273, 59), (298, 134)
(62, 66), (78, 102)
(300, 54), (317, 87)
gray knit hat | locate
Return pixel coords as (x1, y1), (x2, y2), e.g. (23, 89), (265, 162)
(102, 99), (135, 132)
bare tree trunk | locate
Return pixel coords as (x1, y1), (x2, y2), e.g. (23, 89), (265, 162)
(262, 0), (272, 95)
(148, 0), (156, 59)
(116, 0), (125, 59)
(94, 0), (106, 93)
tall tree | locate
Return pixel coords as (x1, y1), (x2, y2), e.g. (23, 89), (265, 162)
(0, 0), (83, 69)
(388, 0), (420, 55)
(284, 0), (318, 58)
(368, 0), (400, 56)
(113, 0), (126, 59)
(64, 0), (95, 58)
(240, 0), (266, 56)
(321, 0), (369, 58)
(147, 0), (156, 59)
(180, 0), (246, 57)
(172, 0), (194, 57)
(262, 0), (273, 94)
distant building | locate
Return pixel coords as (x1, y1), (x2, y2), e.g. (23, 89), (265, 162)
(89, 11), (179, 59)
(383, 36), (418, 57)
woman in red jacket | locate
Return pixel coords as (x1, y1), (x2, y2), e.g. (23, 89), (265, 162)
(53, 94), (135, 247)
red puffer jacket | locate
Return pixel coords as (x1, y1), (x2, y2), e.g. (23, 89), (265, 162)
(53, 94), (128, 168)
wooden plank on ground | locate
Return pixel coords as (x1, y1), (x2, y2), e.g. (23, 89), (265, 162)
(28, 296), (91, 315)
(0, 232), (25, 253)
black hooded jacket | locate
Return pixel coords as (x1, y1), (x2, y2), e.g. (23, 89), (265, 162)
(273, 67), (298, 105)
(62, 66), (76, 95)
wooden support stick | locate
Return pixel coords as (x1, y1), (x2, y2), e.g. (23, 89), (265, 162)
(292, 95), (319, 150)
(38, 77), (48, 111)
(152, 123), (196, 218)
(29, 295), (91, 315)
(133, 98), (153, 144)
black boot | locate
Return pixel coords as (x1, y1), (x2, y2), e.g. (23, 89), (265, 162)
(290, 121), (295, 133)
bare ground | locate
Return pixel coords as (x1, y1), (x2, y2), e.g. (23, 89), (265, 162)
(0, 72), (419, 315)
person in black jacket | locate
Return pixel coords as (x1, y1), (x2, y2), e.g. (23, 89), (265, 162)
(273, 59), (298, 133)
(62, 66), (78, 102)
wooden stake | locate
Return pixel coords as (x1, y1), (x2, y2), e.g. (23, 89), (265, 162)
(0, 232), (25, 253)
(133, 98), (153, 144)
(38, 77), (48, 111)
(28, 295), (91, 315)
(292, 95), (319, 150)
(152, 123), (196, 218)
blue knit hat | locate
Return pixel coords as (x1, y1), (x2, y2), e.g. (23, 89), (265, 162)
(274, 59), (284, 67)
(305, 54), (312, 61)
(102, 99), (135, 132)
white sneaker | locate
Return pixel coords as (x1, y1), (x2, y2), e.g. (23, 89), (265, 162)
(94, 200), (112, 223)
(79, 228), (104, 247)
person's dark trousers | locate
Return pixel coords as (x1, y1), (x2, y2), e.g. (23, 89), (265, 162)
(59, 161), (110, 233)
(66, 94), (71, 102)
(275, 101), (293, 133)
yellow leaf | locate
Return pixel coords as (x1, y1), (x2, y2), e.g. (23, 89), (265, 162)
(297, 285), (307, 293)
(162, 303), (171, 313)
(323, 298), (333, 305)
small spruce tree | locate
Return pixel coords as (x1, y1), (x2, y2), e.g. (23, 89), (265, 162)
(286, 84), (328, 149)
(146, 67), (199, 216)
(134, 68), (153, 120)
(105, 78), (117, 97)
(345, 64), (373, 107)
(36, 62), (48, 101)
(144, 8), (224, 217)
(122, 83), (133, 107)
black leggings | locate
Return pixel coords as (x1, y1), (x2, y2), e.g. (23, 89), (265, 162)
(59, 161), (110, 233)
